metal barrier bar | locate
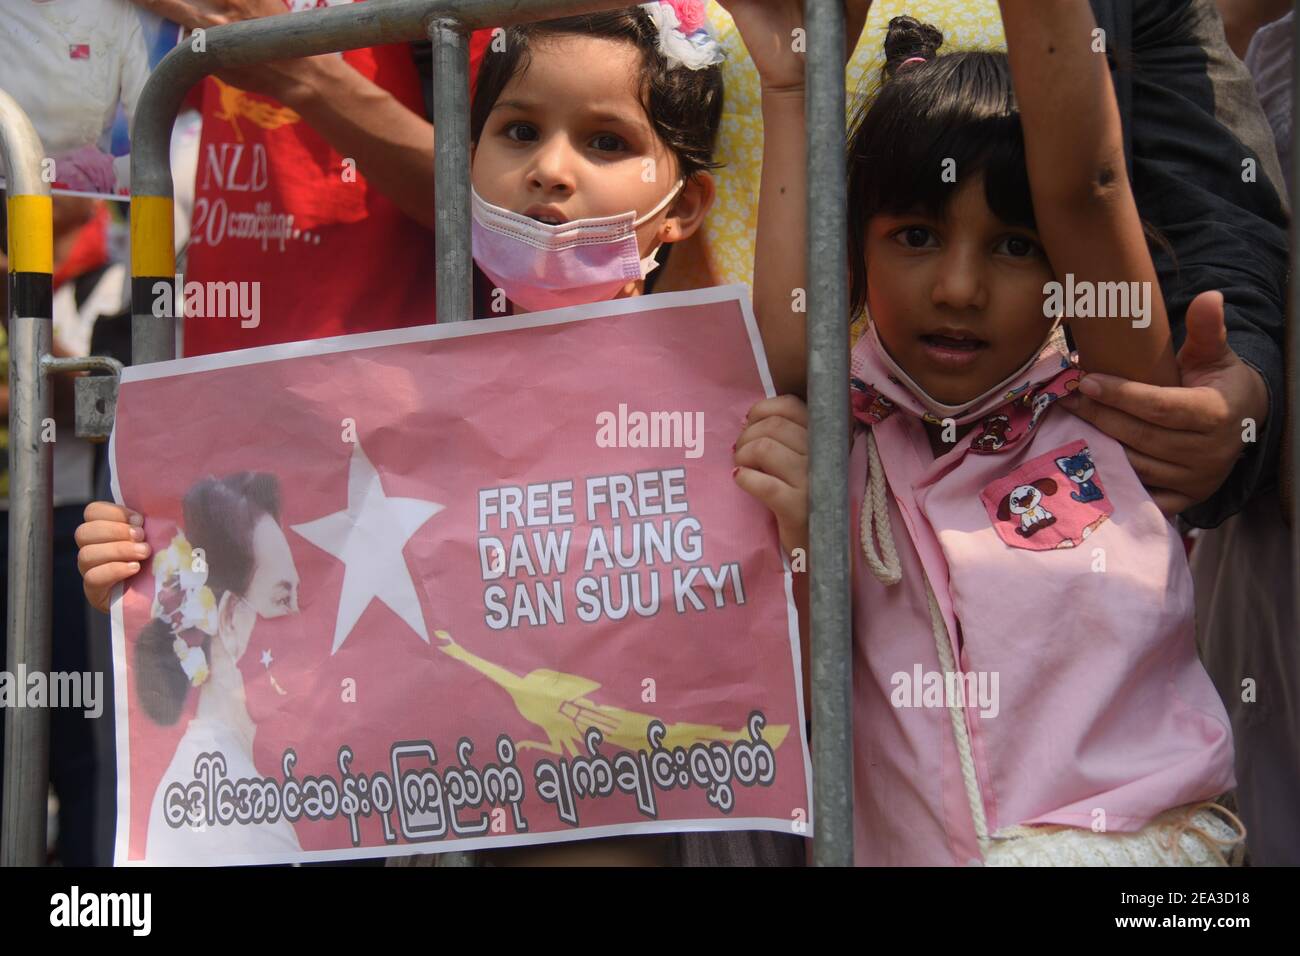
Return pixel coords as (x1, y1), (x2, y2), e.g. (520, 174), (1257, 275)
(427, 15), (472, 868)
(0, 88), (54, 867)
(804, 0), (853, 867)
(431, 18), (473, 327)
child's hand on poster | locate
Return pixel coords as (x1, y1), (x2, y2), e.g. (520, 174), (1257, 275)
(734, 395), (809, 559)
(76, 501), (150, 614)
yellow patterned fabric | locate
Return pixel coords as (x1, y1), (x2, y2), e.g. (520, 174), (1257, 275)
(702, 1), (1007, 341)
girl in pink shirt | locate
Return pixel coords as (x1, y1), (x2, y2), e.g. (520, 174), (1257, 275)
(725, 0), (1242, 864)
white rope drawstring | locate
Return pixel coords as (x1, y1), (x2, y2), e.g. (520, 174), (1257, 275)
(860, 428), (991, 858)
(923, 578), (991, 856)
(860, 431), (902, 585)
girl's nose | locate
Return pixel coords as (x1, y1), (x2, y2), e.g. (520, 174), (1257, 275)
(527, 134), (578, 196)
(931, 244), (988, 312)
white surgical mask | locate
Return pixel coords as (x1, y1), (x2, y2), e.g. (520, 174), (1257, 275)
(868, 316), (1064, 422)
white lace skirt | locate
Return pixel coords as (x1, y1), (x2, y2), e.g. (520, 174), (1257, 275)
(984, 802), (1245, 867)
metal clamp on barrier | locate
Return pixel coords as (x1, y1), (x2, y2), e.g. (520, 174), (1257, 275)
(42, 356), (125, 442)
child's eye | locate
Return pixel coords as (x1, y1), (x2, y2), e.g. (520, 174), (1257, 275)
(589, 133), (627, 153)
(893, 227), (938, 249)
(996, 235), (1042, 258)
(503, 122), (539, 144)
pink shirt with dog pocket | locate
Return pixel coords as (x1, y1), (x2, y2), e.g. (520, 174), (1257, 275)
(847, 326), (1235, 866)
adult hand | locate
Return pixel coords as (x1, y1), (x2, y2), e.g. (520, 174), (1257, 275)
(1058, 290), (1270, 517)
(129, 0), (325, 103)
(129, 0), (257, 30)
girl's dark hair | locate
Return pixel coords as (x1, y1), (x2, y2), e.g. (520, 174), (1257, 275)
(470, 10), (724, 181)
(847, 16), (1034, 320)
(135, 473), (281, 725)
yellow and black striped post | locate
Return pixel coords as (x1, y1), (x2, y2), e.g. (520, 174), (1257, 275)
(129, 193), (176, 364)
(6, 192), (52, 322)
(0, 87), (54, 867)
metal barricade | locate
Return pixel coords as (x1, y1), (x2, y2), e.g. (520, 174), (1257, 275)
(804, 0), (852, 868)
(2, 0), (858, 866)
(0, 89), (126, 867)
(0, 87), (54, 868)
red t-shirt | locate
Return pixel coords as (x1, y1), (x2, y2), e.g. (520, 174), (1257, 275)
(183, 28), (492, 356)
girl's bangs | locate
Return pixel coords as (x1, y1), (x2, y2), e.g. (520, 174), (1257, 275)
(851, 51), (1036, 229)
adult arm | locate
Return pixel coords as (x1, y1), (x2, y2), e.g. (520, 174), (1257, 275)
(269, 55), (436, 230)
(1063, 0), (1288, 525)
(129, 0), (436, 230)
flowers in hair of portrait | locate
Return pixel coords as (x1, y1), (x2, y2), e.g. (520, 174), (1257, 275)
(151, 533), (219, 636)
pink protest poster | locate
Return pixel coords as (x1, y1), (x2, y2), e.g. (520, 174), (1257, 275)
(109, 286), (813, 865)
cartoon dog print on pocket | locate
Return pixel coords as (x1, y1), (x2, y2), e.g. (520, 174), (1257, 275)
(1000, 479), (1059, 538)
(980, 439), (1114, 551)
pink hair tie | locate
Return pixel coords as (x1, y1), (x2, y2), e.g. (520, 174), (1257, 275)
(900, 55), (929, 69)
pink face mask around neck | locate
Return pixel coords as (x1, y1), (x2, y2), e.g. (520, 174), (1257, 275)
(469, 182), (683, 314)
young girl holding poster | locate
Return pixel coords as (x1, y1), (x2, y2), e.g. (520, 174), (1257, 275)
(83, 0), (726, 600)
(79, 3), (759, 866)
(727, 0), (1243, 865)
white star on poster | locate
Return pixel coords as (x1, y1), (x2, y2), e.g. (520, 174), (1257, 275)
(291, 441), (443, 654)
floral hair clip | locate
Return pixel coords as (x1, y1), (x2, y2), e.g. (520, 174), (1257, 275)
(640, 1), (725, 71)
(151, 531), (220, 688)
